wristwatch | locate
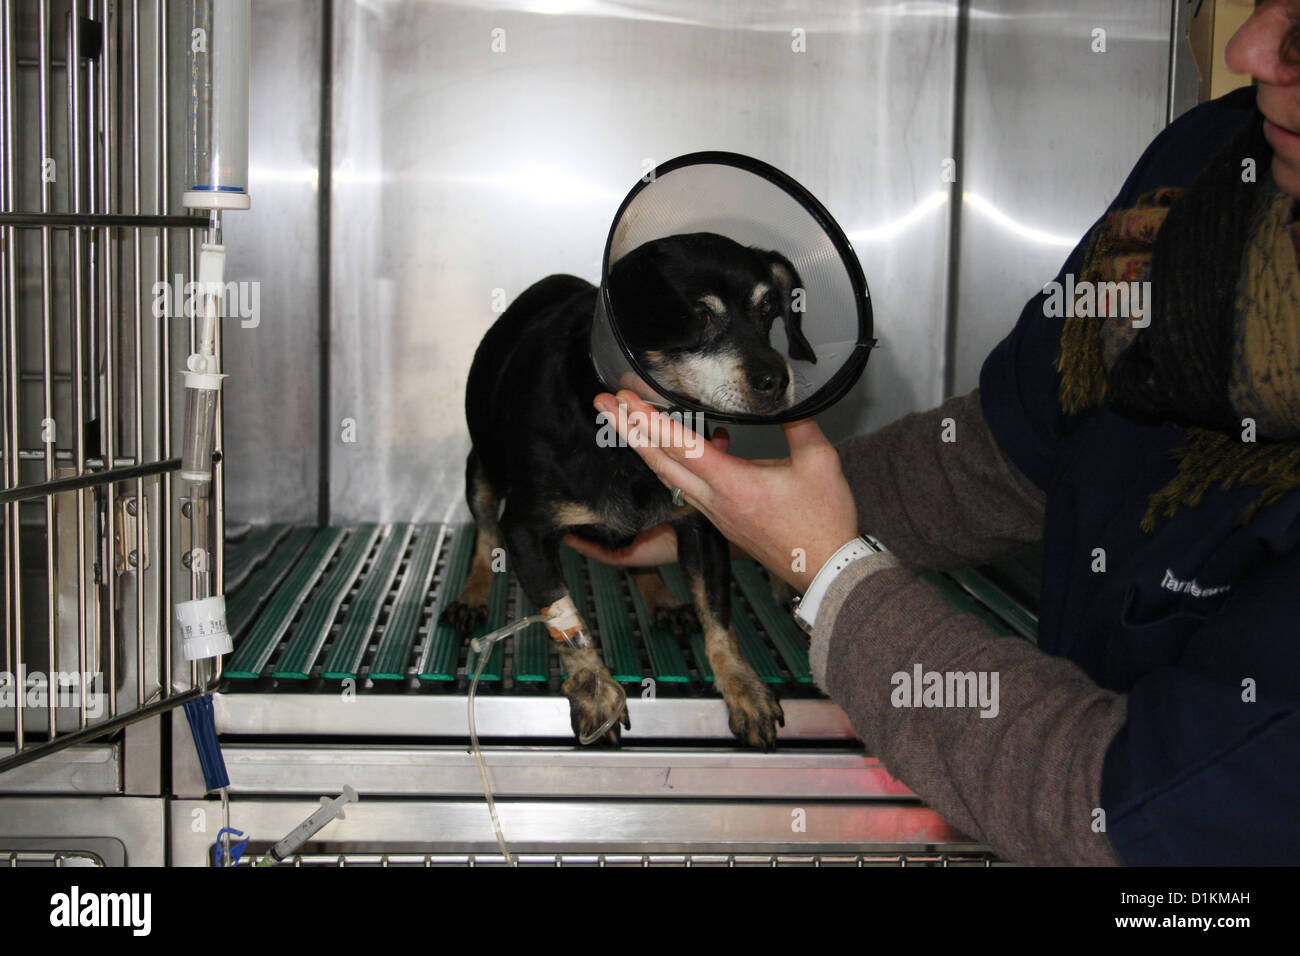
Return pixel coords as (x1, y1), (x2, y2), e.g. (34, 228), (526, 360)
(792, 534), (887, 634)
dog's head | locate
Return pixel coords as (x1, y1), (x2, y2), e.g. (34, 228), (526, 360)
(606, 232), (816, 415)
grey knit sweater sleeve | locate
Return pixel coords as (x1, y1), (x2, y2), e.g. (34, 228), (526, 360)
(816, 389), (1127, 865)
(837, 389), (1046, 571)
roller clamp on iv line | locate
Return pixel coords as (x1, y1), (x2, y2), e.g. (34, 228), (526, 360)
(792, 533), (891, 634)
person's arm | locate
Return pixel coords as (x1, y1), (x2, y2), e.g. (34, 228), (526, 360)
(811, 535), (1300, 866)
(836, 389), (1046, 572)
(809, 560), (1126, 865)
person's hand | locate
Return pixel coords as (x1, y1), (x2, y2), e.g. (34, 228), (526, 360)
(592, 390), (859, 592)
(563, 523), (679, 567)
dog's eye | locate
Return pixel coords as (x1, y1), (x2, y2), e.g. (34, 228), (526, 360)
(693, 303), (713, 324)
(758, 291), (778, 317)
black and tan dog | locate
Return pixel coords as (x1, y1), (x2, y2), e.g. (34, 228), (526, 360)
(442, 232), (813, 749)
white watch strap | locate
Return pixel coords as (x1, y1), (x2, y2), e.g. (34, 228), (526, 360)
(793, 536), (883, 633)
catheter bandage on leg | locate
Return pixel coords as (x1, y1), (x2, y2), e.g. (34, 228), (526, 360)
(543, 595), (592, 648)
(541, 596), (625, 744)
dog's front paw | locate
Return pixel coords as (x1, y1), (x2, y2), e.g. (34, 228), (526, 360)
(654, 602), (699, 635)
(719, 672), (785, 751)
(563, 666), (630, 747)
(440, 600), (488, 634)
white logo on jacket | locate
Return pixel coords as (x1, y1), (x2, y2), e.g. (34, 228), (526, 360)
(1160, 568), (1231, 599)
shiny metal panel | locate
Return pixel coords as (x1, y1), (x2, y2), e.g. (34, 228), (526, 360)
(0, 743), (119, 793)
(170, 697), (873, 806)
(321, 0), (958, 523)
(0, 796), (164, 865)
(249, 851), (1000, 865)
(169, 797), (981, 865)
(211, 691), (855, 740)
(3, 842), (117, 865)
(210, 744), (914, 799)
(218, 0), (321, 525)
(951, 1), (1177, 394)
(121, 713), (159, 794)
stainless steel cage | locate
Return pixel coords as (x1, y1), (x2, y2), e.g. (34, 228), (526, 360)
(0, 0), (222, 775)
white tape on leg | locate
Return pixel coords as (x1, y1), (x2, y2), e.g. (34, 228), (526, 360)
(542, 595), (586, 644)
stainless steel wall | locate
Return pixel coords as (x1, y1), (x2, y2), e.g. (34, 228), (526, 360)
(221, 0), (321, 526)
(326, 0), (959, 524)
(222, 0), (1188, 525)
(951, 1), (1183, 394)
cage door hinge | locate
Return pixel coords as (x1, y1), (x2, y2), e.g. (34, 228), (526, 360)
(114, 494), (150, 574)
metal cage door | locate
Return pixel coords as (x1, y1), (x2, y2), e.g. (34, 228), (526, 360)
(0, 0), (225, 775)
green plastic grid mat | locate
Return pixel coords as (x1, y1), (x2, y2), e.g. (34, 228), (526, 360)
(368, 525), (445, 680)
(272, 525), (382, 679)
(512, 584), (551, 683)
(462, 563), (511, 682)
(224, 526), (317, 642)
(224, 527), (348, 678)
(221, 523), (1038, 691)
(321, 525), (413, 679)
(417, 525), (477, 681)
(224, 524), (292, 593)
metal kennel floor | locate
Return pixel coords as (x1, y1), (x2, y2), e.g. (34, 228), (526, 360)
(172, 521), (1040, 865)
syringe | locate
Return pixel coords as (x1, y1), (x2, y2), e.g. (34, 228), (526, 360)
(256, 785), (358, 866)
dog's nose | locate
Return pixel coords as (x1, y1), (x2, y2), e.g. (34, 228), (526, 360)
(750, 369), (789, 396)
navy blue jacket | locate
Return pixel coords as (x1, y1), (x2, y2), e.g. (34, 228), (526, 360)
(980, 87), (1300, 865)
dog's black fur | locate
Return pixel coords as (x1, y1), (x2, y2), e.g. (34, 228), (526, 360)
(442, 232), (812, 749)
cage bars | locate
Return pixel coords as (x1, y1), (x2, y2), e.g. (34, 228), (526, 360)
(0, 0), (217, 775)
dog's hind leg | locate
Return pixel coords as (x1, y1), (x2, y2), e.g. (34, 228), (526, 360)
(501, 511), (629, 746)
(440, 450), (503, 633)
(631, 569), (698, 635)
(675, 517), (784, 750)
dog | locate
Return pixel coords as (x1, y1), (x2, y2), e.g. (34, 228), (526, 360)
(441, 232), (814, 749)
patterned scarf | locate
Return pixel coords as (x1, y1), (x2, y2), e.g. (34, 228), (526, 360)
(1057, 116), (1300, 531)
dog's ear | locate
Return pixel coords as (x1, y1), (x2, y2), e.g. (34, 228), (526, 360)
(764, 250), (816, 364)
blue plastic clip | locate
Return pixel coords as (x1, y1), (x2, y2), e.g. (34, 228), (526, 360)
(184, 694), (230, 792)
(212, 827), (249, 867)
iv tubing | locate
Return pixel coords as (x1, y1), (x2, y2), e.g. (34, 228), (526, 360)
(468, 615), (546, 868)
(467, 614), (627, 866)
